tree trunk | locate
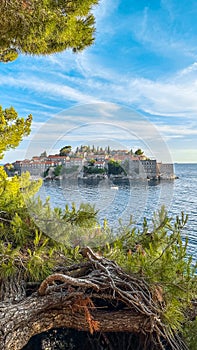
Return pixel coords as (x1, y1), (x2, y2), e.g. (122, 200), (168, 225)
(0, 293), (149, 350)
(0, 276), (25, 303)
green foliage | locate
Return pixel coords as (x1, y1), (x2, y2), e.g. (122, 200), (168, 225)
(134, 148), (144, 156)
(53, 165), (62, 177)
(43, 168), (49, 178)
(0, 167), (51, 278)
(63, 203), (98, 227)
(0, 149), (103, 279)
(0, 105), (32, 159)
(103, 207), (197, 342)
(26, 231), (55, 281)
(183, 316), (197, 350)
(0, 169), (41, 212)
(0, 0), (99, 62)
(108, 159), (126, 175)
(0, 48), (18, 62)
(83, 165), (107, 174)
(0, 166), (101, 281)
(59, 145), (72, 156)
(28, 198), (102, 246)
(79, 145), (90, 153)
(88, 159), (96, 166)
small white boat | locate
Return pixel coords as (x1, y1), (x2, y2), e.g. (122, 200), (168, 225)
(110, 186), (119, 190)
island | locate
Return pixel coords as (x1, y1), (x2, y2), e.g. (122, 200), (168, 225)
(5, 145), (176, 181)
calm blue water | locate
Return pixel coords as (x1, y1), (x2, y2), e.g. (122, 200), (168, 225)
(38, 163), (196, 260)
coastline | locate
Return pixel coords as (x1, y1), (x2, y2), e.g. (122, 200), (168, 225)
(43, 173), (178, 182)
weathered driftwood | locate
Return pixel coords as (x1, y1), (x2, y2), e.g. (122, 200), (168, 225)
(0, 247), (189, 350)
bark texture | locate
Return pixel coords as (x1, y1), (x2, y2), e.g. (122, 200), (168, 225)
(0, 247), (189, 350)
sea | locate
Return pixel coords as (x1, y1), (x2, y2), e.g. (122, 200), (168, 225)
(38, 163), (197, 262)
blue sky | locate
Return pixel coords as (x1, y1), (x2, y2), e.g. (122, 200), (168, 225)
(1, 0), (197, 163)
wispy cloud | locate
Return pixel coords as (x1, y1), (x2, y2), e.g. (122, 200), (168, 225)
(93, 0), (121, 37)
(1, 41), (197, 121)
(72, 54), (197, 119)
(1, 53), (197, 124)
(128, 2), (197, 60)
(0, 74), (100, 105)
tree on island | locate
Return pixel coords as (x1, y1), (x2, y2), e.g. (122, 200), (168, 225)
(40, 151), (47, 158)
(0, 0), (99, 62)
(88, 158), (96, 166)
(59, 145), (72, 156)
(108, 159), (126, 175)
(53, 164), (63, 177)
(135, 148), (144, 156)
(83, 165), (106, 175)
(107, 145), (111, 154)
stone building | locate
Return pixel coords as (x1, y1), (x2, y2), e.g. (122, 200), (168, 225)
(157, 163), (175, 179)
(122, 159), (157, 179)
(140, 160), (157, 179)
